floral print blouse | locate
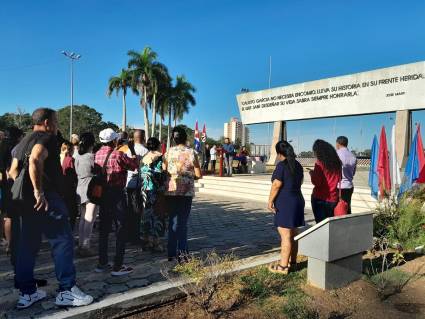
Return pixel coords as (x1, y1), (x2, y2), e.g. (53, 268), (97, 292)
(165, 145), (198, 197)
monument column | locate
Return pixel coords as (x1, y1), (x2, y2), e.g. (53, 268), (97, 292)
(267, 121), (287, 165)
(395, 110), (411, 168)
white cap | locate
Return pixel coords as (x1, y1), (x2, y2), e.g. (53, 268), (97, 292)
(99, 128), (119, 143)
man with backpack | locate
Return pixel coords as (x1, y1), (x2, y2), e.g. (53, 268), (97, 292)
(9, 108), (93, 309)
(94, 128), (139, 276)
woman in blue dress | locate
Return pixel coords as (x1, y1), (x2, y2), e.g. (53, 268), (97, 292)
(268, 140), (305, 274)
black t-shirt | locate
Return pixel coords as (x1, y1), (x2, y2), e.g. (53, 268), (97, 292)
(14, 131), (63, 195)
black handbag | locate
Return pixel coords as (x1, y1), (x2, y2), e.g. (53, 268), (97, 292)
(11, 139), (33, 205)
(87, 150), (113, 205)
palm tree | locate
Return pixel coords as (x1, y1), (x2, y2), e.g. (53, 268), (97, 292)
(166, 75), (196, 148)
(127, 47), (157, 138)
(150, 62), (171, 137)
(107, 69), (131, 131)
(156, 78), (172, 141)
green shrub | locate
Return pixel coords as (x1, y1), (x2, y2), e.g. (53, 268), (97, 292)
(373, 191), (425, 250)
(391, 201), (425, 249)
(240, 267), (306, 300)
(282, 291), (319, 319)
(369, 268), (412, 299)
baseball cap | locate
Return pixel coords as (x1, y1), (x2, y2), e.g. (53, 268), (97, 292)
(99, 128), (119, 143)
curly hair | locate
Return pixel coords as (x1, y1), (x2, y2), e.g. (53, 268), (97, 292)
(312, 139), (341, 172)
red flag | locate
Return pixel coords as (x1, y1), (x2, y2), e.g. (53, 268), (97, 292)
(377, 126), (391, 197)
(416, 125), (425, 183)
(201, 124), (207, 142)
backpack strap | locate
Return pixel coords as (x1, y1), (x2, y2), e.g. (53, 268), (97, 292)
(101, 149), (114, 177)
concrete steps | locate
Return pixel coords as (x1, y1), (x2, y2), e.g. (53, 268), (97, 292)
(196, 175), (377, 214)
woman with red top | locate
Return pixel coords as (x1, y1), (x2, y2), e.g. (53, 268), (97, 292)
(309, 139), (342, 223)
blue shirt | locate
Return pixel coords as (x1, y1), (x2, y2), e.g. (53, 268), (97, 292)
(222, 143), (235, 157)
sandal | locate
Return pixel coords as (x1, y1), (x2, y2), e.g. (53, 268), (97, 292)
(268, 263), (289, 275)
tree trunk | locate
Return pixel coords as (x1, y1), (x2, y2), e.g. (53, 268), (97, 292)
(167, 104), (172, 150)
(159, 116), (162, 141)
(151, 93), (157, 137)
(143, 86), (150, 138)
(122, 92), (127, 132)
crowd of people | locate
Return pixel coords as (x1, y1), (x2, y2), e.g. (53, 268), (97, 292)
(267, 137), (357, 274)
(0, 107), (201, 309)
(0, 107), (358, 310)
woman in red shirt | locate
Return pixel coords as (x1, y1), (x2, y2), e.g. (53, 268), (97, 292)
(309, 139), (342, 223)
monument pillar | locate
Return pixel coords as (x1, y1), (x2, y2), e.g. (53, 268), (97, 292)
(395, 110), (411, 167)
(267, 121), (287, 165)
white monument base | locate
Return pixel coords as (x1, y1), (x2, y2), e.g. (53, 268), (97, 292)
(307, 253), (363, 290)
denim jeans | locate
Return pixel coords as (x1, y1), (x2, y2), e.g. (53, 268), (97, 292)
(166, 196), (193, 258)
(15, 192), (76, 294)
(224, 156), (233, 176)
(99, 187), (129, 268)
(311, 195), (337, 224)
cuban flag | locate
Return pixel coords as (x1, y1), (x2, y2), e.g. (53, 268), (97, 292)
(194, 121), (201, 152)
(368, 135), (379, 199)
(201, 123), (207, 143)
(399, 124), (425, 195)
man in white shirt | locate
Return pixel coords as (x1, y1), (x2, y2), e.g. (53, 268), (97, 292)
(125, 129), (148, 244)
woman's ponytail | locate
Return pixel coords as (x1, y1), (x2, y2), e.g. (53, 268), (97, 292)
(275, 140), (297, 175)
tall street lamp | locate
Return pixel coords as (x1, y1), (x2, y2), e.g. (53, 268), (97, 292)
(61, 51), (81, 139)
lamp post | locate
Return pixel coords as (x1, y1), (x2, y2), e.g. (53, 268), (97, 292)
(61, 51), (81, 139)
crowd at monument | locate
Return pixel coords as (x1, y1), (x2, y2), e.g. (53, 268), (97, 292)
(0, 107), (358, 310)
(0, 108), (202, 309)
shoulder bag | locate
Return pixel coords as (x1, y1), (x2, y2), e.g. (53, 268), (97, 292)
(334, 179), (348, 217)
(87, 150), (113, 205)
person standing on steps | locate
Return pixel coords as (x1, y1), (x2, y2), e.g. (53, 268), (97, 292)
(222, 138), (235, 177)
(210, 144), (217, 174)
(10, 108), (93, 309)
(335, 136), (357, 214)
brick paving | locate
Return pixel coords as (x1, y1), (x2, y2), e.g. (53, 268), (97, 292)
(0, 194), (314, 318)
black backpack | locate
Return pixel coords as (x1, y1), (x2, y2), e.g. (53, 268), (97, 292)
(87, 150), (113, 205)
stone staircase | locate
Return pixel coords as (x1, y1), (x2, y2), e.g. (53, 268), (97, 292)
(196, 175), (377, 214)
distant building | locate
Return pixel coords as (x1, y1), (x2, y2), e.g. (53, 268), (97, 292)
(223, 117), (249, 146)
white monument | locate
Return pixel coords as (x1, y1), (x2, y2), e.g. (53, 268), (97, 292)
(236, 61), (425, 165)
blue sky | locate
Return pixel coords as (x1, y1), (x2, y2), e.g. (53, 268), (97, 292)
(0, 0), (425, 150)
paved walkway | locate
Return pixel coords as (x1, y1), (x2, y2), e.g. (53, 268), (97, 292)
(0, 194), (314, 318)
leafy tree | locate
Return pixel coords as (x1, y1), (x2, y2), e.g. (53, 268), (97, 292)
(107, 69), (132, 131)
(149, 62), (171, 137)
(57, 105), (119, 140)
(363, 149), (372, 157)
(0, 108), (32, 132)
(172, 75), (196, 127)
(166, 75), (196, 148)
(128, 47), (158, 138)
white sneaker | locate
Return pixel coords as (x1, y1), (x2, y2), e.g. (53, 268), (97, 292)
(16, 289), (47, 309)
(55, 286), (94, 307)
(111, 265), (133, 276)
